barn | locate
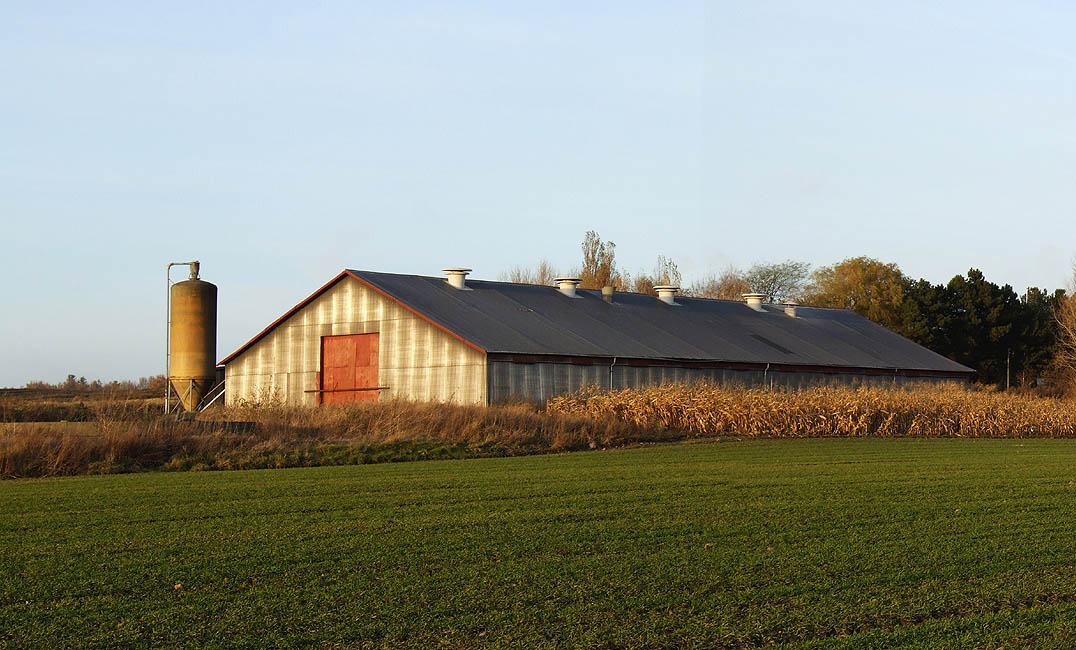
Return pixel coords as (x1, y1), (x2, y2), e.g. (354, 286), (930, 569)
(219, 268), (974, 406)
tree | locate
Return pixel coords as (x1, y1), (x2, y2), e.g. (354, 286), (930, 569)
(1014, 286), (1065, 386)
(800, 257), (906, 329)
(944, 269), (1028, 386)
(895, 278), (952, 351)
(940, 269), (1068, 388)
(631, 255), (682, 295)
(689, 267), (750, 300)
(653, 255), (681, 287)
(500, 260), (559, 286)
(579, 231), (621, 289)
(892, 272), (1063, 388)
(744, 260), (810, 303)
(1055, 266), (1076, 393)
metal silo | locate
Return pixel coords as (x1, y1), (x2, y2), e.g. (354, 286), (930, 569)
(168, 262), (217, 412)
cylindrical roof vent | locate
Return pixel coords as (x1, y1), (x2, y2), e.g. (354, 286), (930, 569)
(783, 301), (799, 318)
(742, 293), (766, 312)
(654, 285), (680, 305)
(554, 277), (581, 298)
(602, 286), (615, 303)
(443, 268), (472, 290)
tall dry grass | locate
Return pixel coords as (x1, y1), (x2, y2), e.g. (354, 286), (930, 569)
(1, 400), (660, 479)
(548, 383), (1076, 438)
(202, 399), (664, 452)
(9, 383), (1076, 479)
(0, 388), (161, 422)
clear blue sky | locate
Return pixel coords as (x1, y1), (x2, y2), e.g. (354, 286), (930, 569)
(2, 1), (1074, 387)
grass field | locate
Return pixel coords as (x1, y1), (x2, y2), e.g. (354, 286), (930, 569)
(5, 439), (1076, 649)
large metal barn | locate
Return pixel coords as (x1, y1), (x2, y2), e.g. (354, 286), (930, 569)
(219, 268), (973, 406)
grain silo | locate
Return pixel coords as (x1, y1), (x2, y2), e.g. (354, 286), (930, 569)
(168, 262), (217, 411)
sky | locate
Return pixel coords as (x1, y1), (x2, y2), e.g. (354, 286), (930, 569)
(2, 1), (1075, 387)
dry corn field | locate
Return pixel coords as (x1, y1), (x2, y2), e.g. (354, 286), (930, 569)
(547, 383), (1076, 438)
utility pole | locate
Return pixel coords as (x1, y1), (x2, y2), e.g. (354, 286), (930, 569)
(1006, 348), (1011, 390)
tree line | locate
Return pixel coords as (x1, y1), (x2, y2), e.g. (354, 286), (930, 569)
(503, 231), (1076, 390)
(23, 374), (168, 392)
(503, 232), (684, 296)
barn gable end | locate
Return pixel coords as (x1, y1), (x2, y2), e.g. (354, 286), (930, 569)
(224, 275), (486, 406)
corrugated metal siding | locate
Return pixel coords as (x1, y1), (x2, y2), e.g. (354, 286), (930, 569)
(226, 276), (486, 406)
(488, 361), (961, 403)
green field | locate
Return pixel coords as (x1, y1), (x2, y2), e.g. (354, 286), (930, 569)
(5, 439), (1076, 649)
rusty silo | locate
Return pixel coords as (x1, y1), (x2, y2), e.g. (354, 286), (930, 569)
(168, 262), (217, 411)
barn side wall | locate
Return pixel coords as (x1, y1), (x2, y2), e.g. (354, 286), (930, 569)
(487, 361), (963, 404)
(225, 276), (486, 406)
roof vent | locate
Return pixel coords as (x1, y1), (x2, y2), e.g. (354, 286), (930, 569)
(654, 285), (680, 305)
(554, 277), (581, 298)
(782, 301), (799, 318)
(602, 286), (615, 303)
(443, 268), (472, 290)
(742, 293), (766, 312)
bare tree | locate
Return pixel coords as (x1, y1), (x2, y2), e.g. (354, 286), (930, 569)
(631, 255), (682, 294)
(502, 232), (678, 295)
(689, 267), (750, 300)
(1055, 265), (1076, 394)
(500, 259), (559, 285)
(744, 260), (811, 303)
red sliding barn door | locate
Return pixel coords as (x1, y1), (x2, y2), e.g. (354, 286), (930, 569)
(320, 333), (380, 404)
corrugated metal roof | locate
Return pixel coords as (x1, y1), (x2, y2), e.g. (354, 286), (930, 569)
(348, 270), (973, 375)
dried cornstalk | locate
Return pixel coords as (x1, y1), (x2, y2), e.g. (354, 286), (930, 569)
(547, 383), (1076, 439)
